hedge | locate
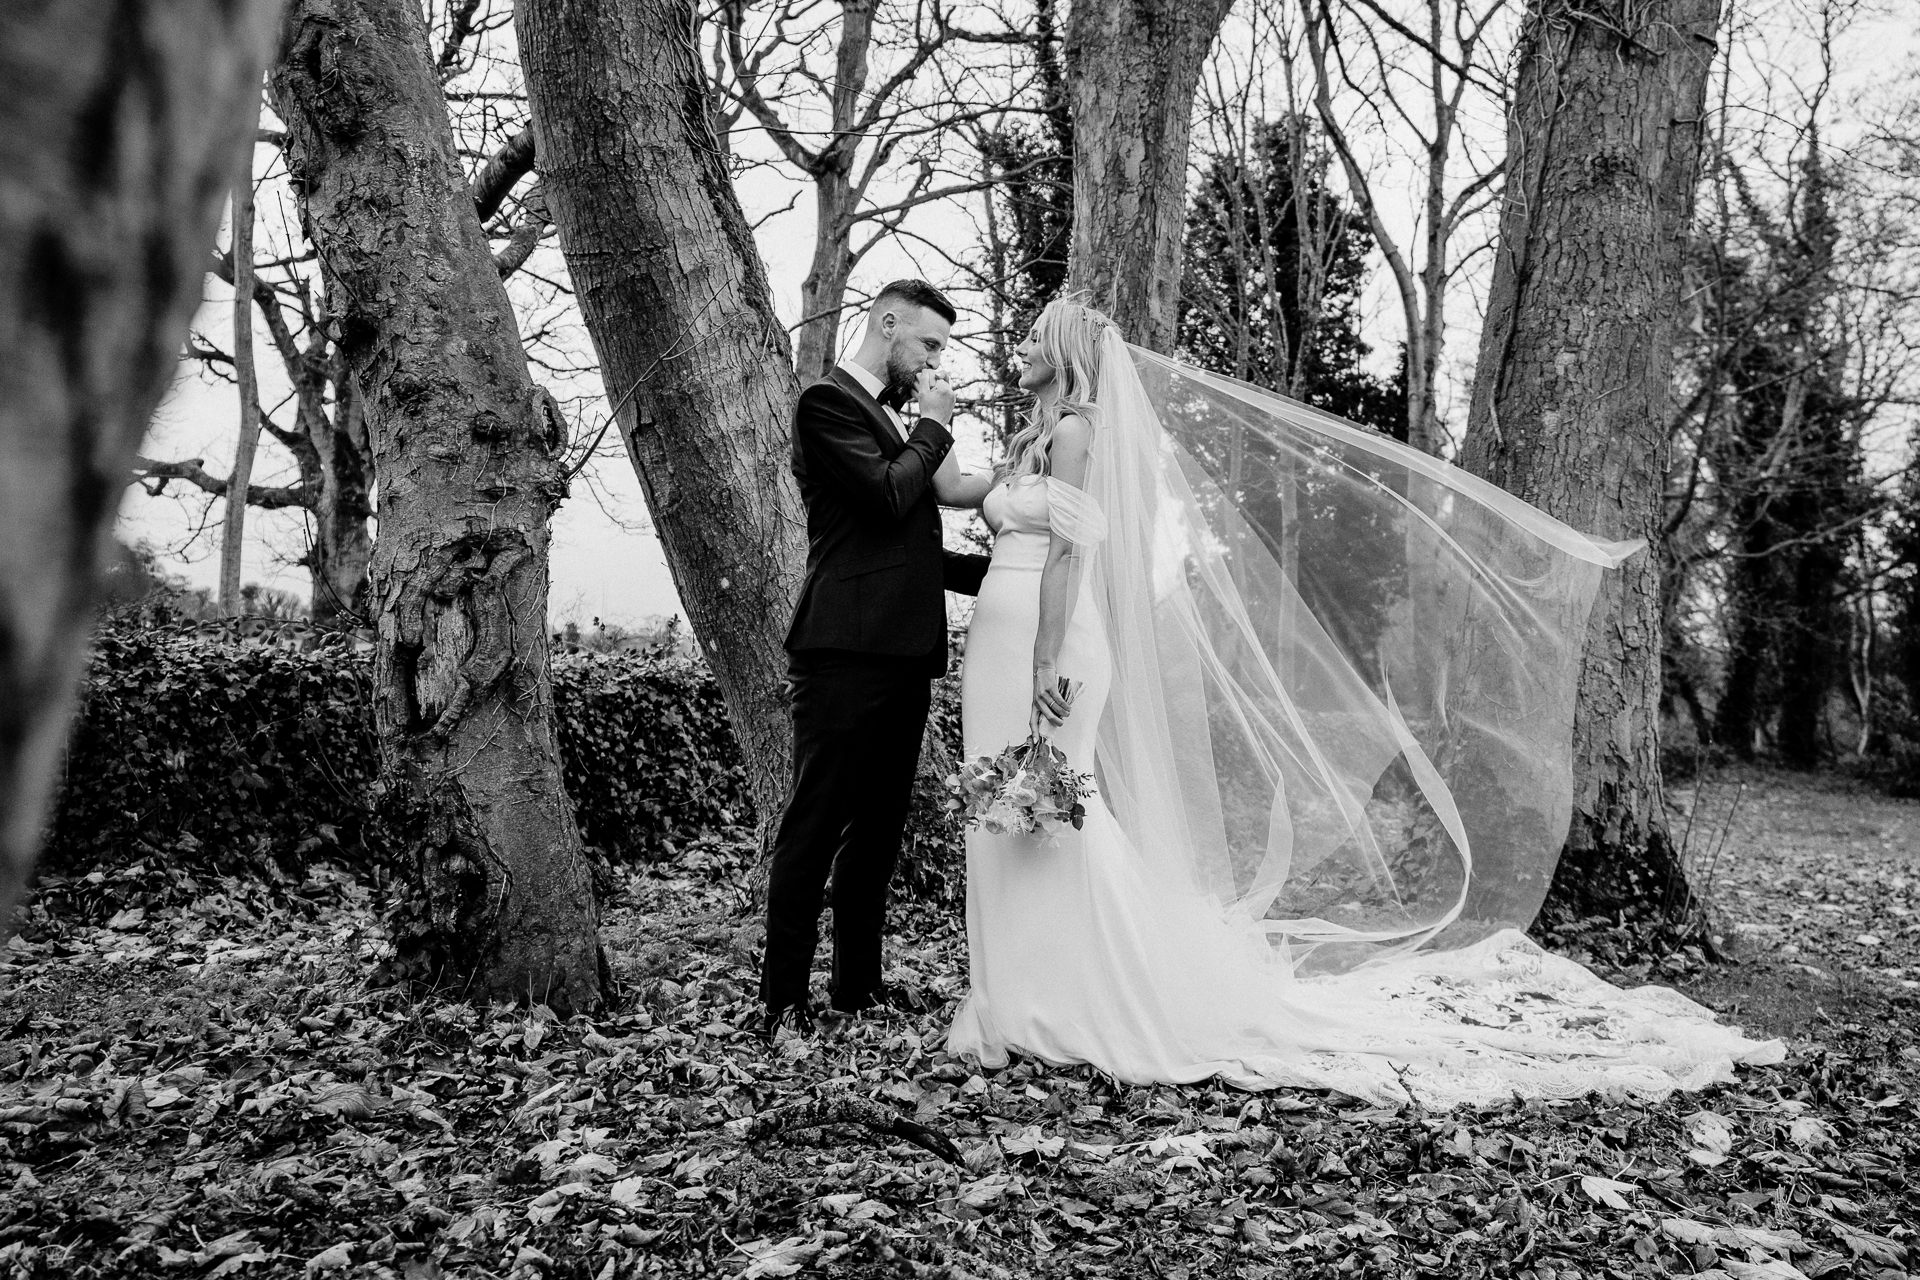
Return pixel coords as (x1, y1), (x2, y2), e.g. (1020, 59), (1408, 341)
(43, 622), (756, 882)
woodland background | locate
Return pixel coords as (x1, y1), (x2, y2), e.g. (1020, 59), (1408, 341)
(0, 0), (1918, 1276)
(65, 0), (1920, 984)
(122, 0), (1920, 799)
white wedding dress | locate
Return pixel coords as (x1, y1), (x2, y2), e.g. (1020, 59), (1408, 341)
(944, 341), (1783, 1108)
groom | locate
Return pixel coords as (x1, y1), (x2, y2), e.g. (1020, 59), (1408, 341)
(758, 280), (988, 1038)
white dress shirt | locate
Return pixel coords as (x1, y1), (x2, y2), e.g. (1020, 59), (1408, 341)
(837, 359), (911, 441)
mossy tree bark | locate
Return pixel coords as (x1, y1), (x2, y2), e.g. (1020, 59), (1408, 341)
(516, 0), (807, 842)
(1459, 0), (1722, 937)
(0, 0), (280, 933)
(1064, 0), (1236, 352)
(271, 0), (606, 1010)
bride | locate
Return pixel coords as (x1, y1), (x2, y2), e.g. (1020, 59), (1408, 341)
(930, 299), (1781, 1107)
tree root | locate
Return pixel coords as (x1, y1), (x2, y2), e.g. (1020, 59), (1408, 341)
(725, 1092), (964, 1165)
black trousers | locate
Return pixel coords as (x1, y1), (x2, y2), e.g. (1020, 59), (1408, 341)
(760, 649), (933, 1011)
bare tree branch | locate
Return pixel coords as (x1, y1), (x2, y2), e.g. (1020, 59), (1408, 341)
(721, 0), (825, 174)
(494, 187), (551, 277)
(132, 455), (310, 508)
(436, 0), (486, 77)
(472, 127), (536, 223)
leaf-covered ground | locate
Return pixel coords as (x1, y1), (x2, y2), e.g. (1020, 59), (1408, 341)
(1670, 767), (1919, 982)
(2, 768), (1916, 1280)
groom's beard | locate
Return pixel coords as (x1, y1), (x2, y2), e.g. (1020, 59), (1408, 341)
(880, 353), (920, 410)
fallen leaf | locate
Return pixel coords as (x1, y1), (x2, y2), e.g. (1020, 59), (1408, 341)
(1003, 1125), (1066, 1160)
(563, 1152), (619, 1182)
(1684, 1111), (1736, 1166)
(1148, 1132), (1217, 1162)
(1581, 1175), (1637, 1211)
(1722, 1261), (1808, 1280)
(194, 1230), (257, 1264)
(1788, 1117), (1835, 1152)
(311, 1083), (380, 1121)
(1662, 1218), (1719, 1246)
(1830, 1222), (1907, 1266)
(1717, 1225), (1806, 1257)
(304, 1244), (355, 1274)
(958, 1172), (1018, 1210)
(741, 1234), (823, 1279)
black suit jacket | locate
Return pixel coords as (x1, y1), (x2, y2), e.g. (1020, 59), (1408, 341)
(784, 367), (989, 673)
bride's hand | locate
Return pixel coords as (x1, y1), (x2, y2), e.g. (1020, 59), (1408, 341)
(1032, 665), (1071, 729)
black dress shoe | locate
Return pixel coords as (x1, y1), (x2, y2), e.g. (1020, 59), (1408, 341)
(756, 999), (816, 1042)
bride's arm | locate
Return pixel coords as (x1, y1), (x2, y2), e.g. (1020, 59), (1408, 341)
(1032, 415), (1094, 727)
(931, 448), (996, 508)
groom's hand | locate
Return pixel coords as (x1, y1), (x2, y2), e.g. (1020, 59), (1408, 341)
(916, 369), (955, 425)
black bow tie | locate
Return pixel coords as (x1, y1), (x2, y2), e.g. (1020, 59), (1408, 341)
(877, 387), (912, 412)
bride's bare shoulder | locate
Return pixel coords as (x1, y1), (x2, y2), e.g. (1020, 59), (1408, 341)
(1053, 414), (1094, 448)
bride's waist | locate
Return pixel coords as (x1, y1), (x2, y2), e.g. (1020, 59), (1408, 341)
(989, 532), (1050, 570)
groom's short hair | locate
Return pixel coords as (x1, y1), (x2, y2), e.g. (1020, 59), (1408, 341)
(871, 279), (956, 326)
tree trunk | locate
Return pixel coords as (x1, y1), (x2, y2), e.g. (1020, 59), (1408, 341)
(307, 333), (374, 626)
(0, 0), (279, 933)
(1458, 0), (1721, 932)
(271, 0), (605, 1012)
(517, 0), (807, 840)
(1715, 511), (1775, 757)
(1778, 534), (1846, 767)
(788, 0), (874, 384)
(794, 173), (859, 383)
(1064, 0), (1234, 351)
(220, 110), (263, 616)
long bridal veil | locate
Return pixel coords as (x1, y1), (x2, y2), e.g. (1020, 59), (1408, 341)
(1081, 330), (1636, 974)
(954, 327), (1782, 1102)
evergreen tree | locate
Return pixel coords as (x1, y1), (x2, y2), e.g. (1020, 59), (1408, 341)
(1170, 117), (1408, 688)
(1880, 434), (1920, 758)
(1709, 137), (1871, 766)
(1177, 116), (1404, 434)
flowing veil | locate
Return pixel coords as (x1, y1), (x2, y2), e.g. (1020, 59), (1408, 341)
(1074, 330), (1640, 975)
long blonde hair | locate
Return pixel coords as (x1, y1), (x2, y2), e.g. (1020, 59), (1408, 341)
(999, 299), (1117, 480)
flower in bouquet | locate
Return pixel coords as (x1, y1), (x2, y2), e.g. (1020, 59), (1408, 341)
(959, 757), (1000, 793)
(1002, 769), (1041, 810)
(980, 801), (1027, 835)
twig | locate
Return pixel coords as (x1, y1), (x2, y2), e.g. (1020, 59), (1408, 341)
(1391, 1062), (1427, 1123)
(724, 1090), (964, 1165)
(565, 373), (648, 481)
(1700, 782), (1747, 906)
(1675, 767), (1705, 866)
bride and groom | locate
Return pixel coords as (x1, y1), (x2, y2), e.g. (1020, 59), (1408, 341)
(757, 279), (1780, 1105)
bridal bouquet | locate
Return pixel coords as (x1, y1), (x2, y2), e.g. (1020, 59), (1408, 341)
(946, 682), (1094, 836)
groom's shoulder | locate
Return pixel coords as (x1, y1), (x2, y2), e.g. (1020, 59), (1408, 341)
(802, 370), (853, 399)
(796, 372), (857, 417)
